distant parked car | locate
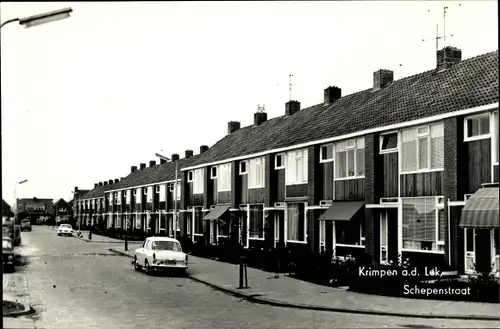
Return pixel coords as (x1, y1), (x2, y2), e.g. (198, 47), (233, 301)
(3, 237), (15, 272)
(20, 218), (32, 232)
(57, 224), (73, 236)
(134, 237), (188, 274)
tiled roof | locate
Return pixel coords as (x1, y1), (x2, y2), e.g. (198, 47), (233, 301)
(80, 184), (115, 200)
(54, 198), (70, 207)
(99, 156), (200, 192)
(185, 50), (498, 168)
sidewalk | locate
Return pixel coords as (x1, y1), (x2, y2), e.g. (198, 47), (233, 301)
(108, 247), (500, 321)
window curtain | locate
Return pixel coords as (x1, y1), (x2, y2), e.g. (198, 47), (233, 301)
(287, 203), (305, 241)
(249, 205), (264, 238)
(403, 197), (437, 250)
(402, 129), (417, 172)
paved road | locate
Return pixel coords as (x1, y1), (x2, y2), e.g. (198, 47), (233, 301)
(4, 226), (500, 329)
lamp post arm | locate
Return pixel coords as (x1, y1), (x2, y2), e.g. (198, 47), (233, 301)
(1, 18), (20, 29)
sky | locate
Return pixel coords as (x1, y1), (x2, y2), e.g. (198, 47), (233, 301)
(1, 1), (498, 205)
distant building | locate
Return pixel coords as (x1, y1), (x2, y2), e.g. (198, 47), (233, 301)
(54, 198), (71, 223)
(17, 198), (54, 224)
(2, 199), (14, 217)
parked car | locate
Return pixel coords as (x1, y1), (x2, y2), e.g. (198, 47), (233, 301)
(2, 223), (21, 246)
(134, 237), (188, 274)
(57, 224), (73, 236)
(20, 218), (32, 232)
(3, 237), (15, 272)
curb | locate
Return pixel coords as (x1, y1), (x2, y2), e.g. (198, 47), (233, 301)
(2, 299), (35, 318)
(108, 248), (134, 258)
(108, 249), (500, 321)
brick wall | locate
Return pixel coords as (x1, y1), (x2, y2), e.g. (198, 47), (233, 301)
(443, 116), (461, 270)
(364, 133), (380, 264)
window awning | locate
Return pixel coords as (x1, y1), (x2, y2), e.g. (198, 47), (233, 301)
(202, 205), (230, 221)
(460, 187), (499, 229)
(318, 201), (365, 221)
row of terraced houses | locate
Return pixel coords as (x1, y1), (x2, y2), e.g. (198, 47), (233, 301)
(74, 47), (499, 275)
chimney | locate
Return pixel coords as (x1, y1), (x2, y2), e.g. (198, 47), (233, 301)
(121, 177), (124, 181)
(108, 180), (113, 185)
(373, 70), (393, 90)
(99, 182), (103, 187)
(200, 145), (209, 154)
(160, 159), (167, 165)
(74, 186), (78, 192)
(103, 181), (108, 185)
(228, 121), (241, 134)
(285, 100), (301, 116)
(254, 112), (267, 126)
(140, 163), (146, 170)
(149, 160), (156, 167)
(324, 86), (342, 106)
(94, 183), (98, 188)
(131, 166), (138, 173)
(114, 179), (119, 184)
(437, 46), (462, 70)
(171, 154), (180, 161)
(185, 150), (194, 158)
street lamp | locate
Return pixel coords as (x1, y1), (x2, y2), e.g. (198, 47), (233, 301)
(156, 152), (179, 239)
(13, 179), (28, 221)
(1, 7), (73, 29)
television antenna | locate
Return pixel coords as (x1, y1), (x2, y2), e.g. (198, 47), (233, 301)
(288, 73), (293, 101)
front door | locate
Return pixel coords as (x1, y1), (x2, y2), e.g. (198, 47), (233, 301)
(380, 209), (399, 264)
(464, 228), (475, 273)
(274, 212), (280, 248)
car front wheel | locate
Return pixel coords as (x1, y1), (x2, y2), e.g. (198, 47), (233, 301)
(144, 259), (152, 274)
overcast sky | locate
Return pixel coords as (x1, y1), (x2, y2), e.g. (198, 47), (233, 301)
(1, 1), (497, 205)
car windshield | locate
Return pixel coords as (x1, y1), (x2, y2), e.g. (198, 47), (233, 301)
(151, 241), (182, 252)
(60, 224), (72, 229)
(22, 219), (30, 222)
(2, 239), (12, 249)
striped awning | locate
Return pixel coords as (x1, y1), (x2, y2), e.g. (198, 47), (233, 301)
(202, 205), (230, 221)
(460, 187), (499, 229)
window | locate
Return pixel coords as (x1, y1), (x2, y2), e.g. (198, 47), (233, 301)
(494, 111), (499, 164)
(194, 208), (203, 235)
(136, 189), (141, 203)
(248, 204), (264, 239)
(187, 171), (193, 182)
(193, 169), (204, 194)
(401, 123), (444, 173)
(159, 185), (166, 202)
(320, 144), (334, 162)
(380, 132), (398, 153)
(275, 153), (285, 169)
(143, 188), (148, 196)
(155, 186), (160, 193)
(336, 221), (364, 246)
(402, 197), (445, 252)
(217, 163), (231, 192)
(116, 215), (121, 228)
(335, 138), (365, 179)
(464, 114), (490, 140)
(133, 190), (137, 196)
(286, 203), (306, 242)
(248, 157), (265, 189)
(285, 149), (308, 185)
(239, 161), (248, 175)
(210, 166), (218, 179)
(175, 183), (181, 201)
